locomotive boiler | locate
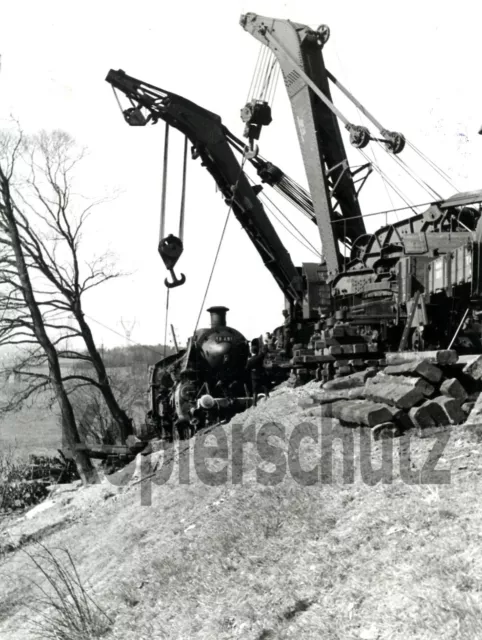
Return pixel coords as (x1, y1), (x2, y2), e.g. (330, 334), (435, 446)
(145, 306), (252, 439)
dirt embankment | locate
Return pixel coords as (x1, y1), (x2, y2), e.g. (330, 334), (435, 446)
(2, 383), (482, 639)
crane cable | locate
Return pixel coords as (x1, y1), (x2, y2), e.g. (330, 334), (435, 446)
(181, 154), (248, 373)
(160, 131), (189, 360)
(329, 37), (453, 202)
(357, 147), (417, 214)
(248, 45), (279, 104)
(245, 173), (321, 257)
(247, 45), (262, 101)
(375, 140), (442, 201)
(407, 140), (458, 190)
(252, 46), (269, 101)
(268, 61), (281, 105)
(330, 36), (401, 223)
(179, 135), (188, 240)
(259, 54), (278, 102)
(163, 289), (170, 358)
(192, 153), (248, 336)
(159, 122), (170, 241)
(260, 195), (322, 259)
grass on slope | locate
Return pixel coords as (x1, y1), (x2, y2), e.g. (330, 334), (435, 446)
(1, 386), (482, 639)
(0, 383), (62, 457)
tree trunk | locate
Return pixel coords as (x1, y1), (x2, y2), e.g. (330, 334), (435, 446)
(74, 308), (134, 443)
(50, 364), (99, 485)
(1, 180), (97, 484)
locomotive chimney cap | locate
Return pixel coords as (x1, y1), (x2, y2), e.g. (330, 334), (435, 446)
(207, 306), (229, 328)
(207, 306), (229, 313)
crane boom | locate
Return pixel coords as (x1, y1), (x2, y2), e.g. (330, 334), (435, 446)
(240, 13), (367, 279)
(105, 69), (304, 311)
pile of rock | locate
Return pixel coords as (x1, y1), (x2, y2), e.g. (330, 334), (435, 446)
(299, 350), (482, 438)
(286, 319), (384, 387)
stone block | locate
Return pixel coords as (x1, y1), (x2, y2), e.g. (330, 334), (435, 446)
(310, 387), (366, 404)
(385, 350), (458, 366)
(337, 365), (352, 376)
(432, 396), (465, 425)
(364, 380), (425, 410)
(369, 372), (434, 397)
(353, 343), (367, 354)
(323, 368), (376, 391)
(462, 401), (475, 414)
(384, 360), (442, 384)
(463, 355), (482, 381)
(409, 404), (436, 429)
(440, 378), (468, 402)
(421, 399), (451, 426)
(348, 359), (365, 367)
(341, 344), (355, 354)
(333, 400), (395, 427)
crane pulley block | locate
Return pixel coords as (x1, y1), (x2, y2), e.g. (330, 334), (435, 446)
(123, 107), (148, 126)
(256, 160), (283, 185)
(241, 99), (272, 142)
(158, 234), (183, 270)
(346, 124), (371, 149)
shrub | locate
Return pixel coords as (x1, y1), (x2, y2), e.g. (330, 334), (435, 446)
(25, 543), (114, 640)
(0, 449), (78, 513)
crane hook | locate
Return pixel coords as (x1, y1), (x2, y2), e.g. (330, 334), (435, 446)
(244, 141), (259, 160)
(164, 269), (186, 289)
(158, 234), (186, 289)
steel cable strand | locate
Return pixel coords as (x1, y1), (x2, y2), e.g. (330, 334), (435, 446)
(163, 288), (170, 358)
(374, 140), (442, 201)
(357, 148), (417, 214)
(407, 140), (458, 191)
(192, 155), (248, 336)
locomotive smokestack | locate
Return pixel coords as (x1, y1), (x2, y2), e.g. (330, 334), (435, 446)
(207, 306), (229, 329)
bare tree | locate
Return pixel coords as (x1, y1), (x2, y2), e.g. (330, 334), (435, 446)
(0, 128), (134, 443)
(0, 130), (97, 484)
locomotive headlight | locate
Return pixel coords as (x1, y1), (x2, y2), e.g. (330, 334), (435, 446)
(199, 395), (215, 410)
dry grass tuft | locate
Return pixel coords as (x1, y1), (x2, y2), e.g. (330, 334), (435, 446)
(23, 542), (114, 640)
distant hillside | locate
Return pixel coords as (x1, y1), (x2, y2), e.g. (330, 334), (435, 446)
(72, 344), (177, 370)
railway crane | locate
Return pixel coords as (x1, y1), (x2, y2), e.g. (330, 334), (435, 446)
(105, 68), (324, 436)
(239, 13), (482, 353)
(106, 12), (482, 435)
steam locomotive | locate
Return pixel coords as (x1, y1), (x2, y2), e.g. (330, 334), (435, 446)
(145, 306), (259, 439)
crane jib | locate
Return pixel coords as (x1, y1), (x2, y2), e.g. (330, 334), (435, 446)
(105, 68), (304, 309)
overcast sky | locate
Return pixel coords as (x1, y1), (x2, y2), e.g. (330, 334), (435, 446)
(1, 0), (481, 350)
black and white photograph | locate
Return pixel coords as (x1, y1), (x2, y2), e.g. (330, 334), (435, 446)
(1, 1), (482, 638)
